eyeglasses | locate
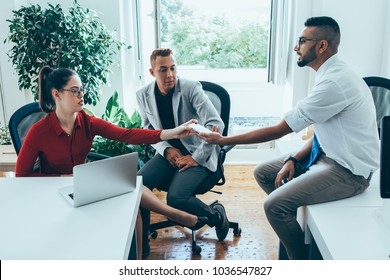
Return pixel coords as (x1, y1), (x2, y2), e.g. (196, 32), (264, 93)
(59, 87), (87, 97)
(297, 37), (323, 48)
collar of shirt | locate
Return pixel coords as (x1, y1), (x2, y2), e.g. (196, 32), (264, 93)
(48, 111), (82, 136)
(315, 54), (339, 83)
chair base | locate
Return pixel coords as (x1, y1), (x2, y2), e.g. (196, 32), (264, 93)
(149, 200), (242, 255)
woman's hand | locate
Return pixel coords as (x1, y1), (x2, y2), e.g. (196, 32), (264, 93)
(160, 119), (197, 140)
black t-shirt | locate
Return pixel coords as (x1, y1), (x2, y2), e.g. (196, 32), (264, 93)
(154, 86), (189, 154)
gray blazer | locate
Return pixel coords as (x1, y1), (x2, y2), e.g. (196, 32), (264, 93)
(136, 78), (224, 172)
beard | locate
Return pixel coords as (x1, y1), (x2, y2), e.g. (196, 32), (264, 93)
(297, 45), (317, 67)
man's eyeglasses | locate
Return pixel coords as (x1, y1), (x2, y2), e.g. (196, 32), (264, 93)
(297, 37), (323, 48)
(60, 87), (87, 97)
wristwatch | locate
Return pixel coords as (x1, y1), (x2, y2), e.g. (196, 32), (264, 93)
(283, 155), (298, 165)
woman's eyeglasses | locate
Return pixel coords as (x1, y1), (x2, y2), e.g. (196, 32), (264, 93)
(59, 87), (87, 97)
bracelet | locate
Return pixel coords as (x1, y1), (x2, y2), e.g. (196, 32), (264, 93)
(283, 155), (298, 165)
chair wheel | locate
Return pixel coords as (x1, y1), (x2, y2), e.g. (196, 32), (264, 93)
(192, 244), (202, 255)
(233, 227), (242, 236)
(150, 230), (158, 239)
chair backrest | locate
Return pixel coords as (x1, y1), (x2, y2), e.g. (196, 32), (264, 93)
(363, 76), (390, 137)
(200, 81), (230, 137)
(195, 81), (231, 194)
(8, 102), (46, 155)
(9, 102), (109, 173)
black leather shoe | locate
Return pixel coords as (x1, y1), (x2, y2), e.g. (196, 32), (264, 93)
(189, 216), (208, 231)
(213, 203), (229, 241)
(173, 216), (209, 231)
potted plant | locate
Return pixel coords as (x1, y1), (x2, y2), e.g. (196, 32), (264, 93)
(85, 91), (155, 168)
(0, 123), (11, 145)
(4, 0), (130, 105)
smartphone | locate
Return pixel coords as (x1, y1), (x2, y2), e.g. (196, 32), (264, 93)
(189, 123), (211, 133)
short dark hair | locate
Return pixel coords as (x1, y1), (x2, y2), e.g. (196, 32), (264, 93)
(304, 16), (340, 52)
(150, 48), (174, 67)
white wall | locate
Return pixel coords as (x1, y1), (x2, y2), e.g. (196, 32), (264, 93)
(312, 0), (389, 77)
(288, 0), (390, 107)
(1, 0), (389, 126)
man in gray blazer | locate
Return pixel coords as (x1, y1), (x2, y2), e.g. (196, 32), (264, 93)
(136, 48), (230, 256)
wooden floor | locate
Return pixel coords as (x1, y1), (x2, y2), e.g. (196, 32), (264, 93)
(144, 165), (279, 260)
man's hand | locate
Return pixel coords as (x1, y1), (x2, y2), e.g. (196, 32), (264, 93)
(197, 125), (225, 145)
(175, 155), (199, 172)
(275, 161), (295, 188)
(164, 147), (183, 167)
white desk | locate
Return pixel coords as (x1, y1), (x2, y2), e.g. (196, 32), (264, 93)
(303, 172), (390, 259)
(0, 176), (142, 260)
(306, 205), (390, 259)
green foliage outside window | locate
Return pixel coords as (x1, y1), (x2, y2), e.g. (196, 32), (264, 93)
(161, 0), (268, 69)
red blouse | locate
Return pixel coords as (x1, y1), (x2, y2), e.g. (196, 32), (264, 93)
(16, 110), (162, 177)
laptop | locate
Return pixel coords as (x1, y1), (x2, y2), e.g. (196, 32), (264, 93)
(58, 152), (138, 207)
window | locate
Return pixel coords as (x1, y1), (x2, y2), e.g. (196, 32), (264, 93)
(160, 0), (269, 68)
(138, 0), (292, 156)
(158, 0), (270, 82)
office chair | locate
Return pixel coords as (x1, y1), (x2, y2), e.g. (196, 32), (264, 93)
(149, 81), (241, 255)
(8, 102), (108, 160)
(363, 76), (390, 138)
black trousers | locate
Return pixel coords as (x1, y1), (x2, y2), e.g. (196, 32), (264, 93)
(138, 153), (220, 244)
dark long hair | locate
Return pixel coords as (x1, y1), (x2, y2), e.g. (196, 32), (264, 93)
(38, 66), (77, 113)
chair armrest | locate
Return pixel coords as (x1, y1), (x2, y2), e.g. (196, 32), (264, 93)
(215, 145), (235, 186)
(219, 144), (235, 164)
(220, 144), (235, 154)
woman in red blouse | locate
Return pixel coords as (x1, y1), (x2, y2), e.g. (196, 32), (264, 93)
(16, 66), (207, 259)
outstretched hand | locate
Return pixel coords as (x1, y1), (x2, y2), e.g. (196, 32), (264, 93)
(197, 125), (225, 145)
(160, 119), (197, 140)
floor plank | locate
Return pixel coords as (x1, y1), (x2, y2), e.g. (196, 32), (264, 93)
(144, 165), (279, 260)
